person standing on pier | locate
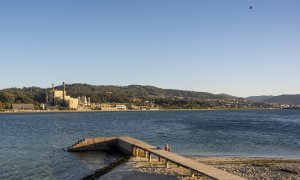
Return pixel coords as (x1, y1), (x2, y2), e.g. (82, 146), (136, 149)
(165, 143), (171, 152)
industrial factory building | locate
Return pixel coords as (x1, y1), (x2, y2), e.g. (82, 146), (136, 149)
(48, 82), (83, 109)
(47, 82), (132, 111)
(12, 104), (35, 111)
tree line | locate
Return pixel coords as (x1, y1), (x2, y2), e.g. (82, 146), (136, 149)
(0, 83), (271, 109)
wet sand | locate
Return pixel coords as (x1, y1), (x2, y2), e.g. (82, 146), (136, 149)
(97, 156), (300, 180)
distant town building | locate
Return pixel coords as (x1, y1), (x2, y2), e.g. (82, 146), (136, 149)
(69, 98), (79, 109)
(281, 104), (290, 109)
(12, 104), (35, 111)
(40, 103), (45, 110)
(78, 96), (88, 107)
(130, 105), (159, 111)
(100, 103), (127, 111)
(116, 104), (127, 110)
(76, 96), (92, 109)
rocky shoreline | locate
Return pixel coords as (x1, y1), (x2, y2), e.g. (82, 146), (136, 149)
(193, 156), (300, 180)
(92, 156), (300, 180)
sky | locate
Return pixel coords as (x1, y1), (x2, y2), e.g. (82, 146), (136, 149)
(0, 0), (299, 97)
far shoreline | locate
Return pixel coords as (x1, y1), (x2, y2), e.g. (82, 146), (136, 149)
(0, 108), (291, 114)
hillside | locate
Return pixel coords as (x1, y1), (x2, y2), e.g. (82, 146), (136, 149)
(247, 95), (300, 105)
(64, 84), (234, 103)
(1, 83), (276, 109)
(0, 87), (46, 108)
(265, 95), (300, 105)
(0, 84), (235, 108)
(246, 96), (274, 102)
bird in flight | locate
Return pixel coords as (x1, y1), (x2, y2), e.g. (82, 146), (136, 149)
(249, 6), (253, 9)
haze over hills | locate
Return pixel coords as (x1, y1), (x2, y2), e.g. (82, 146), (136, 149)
(247, 95), (300, 105)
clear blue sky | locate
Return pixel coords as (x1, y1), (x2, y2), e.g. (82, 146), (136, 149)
(0, 0), (299, 97)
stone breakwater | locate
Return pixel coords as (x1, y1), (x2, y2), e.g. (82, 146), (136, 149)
(68, 136), (246, 180)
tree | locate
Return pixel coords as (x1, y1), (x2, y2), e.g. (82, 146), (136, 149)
(4, 102), (11, 109)
(0, 92), (15, 103)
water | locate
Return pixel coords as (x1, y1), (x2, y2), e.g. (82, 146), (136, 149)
(0, 110), (300, 179)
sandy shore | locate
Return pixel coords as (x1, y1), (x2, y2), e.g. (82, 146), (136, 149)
(96, 156), (300, 180)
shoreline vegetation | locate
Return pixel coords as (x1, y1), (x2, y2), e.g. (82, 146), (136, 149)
(89, 156), (300, 180)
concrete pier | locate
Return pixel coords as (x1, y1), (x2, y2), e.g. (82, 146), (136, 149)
(68, 136), (246, 180)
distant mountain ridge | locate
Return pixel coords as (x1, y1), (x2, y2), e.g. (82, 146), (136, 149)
(0, 83), (235, 105)
(64, 84), (235, 102)
(247, 95), (300, 105)
(0, 84), (279, 109)
(246, 96), (274, 102)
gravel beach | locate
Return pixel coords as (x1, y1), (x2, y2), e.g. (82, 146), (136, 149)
(192, 156), (300, 180)
(97, 156), (300, 180)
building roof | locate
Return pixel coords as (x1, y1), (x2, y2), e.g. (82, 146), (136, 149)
(12, 104), (35, 110)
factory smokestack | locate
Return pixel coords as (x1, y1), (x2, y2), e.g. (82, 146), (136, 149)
(52, 83), (55, 106)
(63, 82), (66, 92)
(63, 82), (66, 107)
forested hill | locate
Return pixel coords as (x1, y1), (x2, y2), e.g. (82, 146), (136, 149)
(0, 84), (235, 108)
(65, 84), (234, 103)
(0, 87), (46, 108)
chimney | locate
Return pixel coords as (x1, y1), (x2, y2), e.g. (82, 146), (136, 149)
(63, 82), (66, 107)
(52, 83), (55, 106)
(63, 82), (66, 92)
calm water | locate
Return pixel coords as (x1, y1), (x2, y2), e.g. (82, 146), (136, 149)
(0, 110), (300, 179)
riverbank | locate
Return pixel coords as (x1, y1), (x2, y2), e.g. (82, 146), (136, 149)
(97, 156), (300, 180)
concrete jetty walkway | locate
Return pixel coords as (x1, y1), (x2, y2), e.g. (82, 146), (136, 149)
(68, 136), (246, 180)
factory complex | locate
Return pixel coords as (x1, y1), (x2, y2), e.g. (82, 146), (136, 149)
(9, 82), (159, 112)
(45, 82), (133, 111)
(48, 82), (91, 110)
